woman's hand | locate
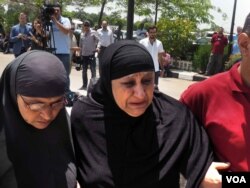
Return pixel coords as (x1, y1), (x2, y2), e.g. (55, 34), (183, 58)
(200, 162), (230, 188)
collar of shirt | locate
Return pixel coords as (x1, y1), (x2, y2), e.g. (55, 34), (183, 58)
(229, 62), (250, 94)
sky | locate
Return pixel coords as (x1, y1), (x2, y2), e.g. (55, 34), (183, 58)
(209, 0), (250, 33)
(69, 0), (249, 33)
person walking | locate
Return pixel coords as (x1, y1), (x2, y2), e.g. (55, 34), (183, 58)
(140, 25), (164, 90)
(97, 20), (114, 76)
(71, 40), (227, 188)
(205, 27), (228, 76)
(75, 20), (99, 90)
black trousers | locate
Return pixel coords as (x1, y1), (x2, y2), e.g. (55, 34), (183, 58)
(81, 55), (96, 87)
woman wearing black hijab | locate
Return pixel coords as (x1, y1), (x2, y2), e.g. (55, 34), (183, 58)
(71, 40), (215, 188)
(0, 126), (17, 188)
(0, 50), (76, 188)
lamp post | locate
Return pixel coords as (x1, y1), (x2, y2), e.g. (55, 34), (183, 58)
(227, 0), (237, 59)
(126, 0), (134, 39)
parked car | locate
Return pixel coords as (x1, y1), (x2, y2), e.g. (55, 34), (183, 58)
(121, 30), (139, 41)
(195, 37), (211, 45)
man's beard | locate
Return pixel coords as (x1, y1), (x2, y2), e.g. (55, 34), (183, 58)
(149, 36), (156, 40)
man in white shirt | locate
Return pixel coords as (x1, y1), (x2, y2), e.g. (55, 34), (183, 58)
(140, 25), (164, 90)
(97, 20), (114, 75)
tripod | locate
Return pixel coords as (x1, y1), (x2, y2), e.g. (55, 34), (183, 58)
(43, 21), (56, 54)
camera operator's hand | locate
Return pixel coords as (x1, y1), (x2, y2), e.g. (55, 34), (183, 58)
(50, 14), (70, 35)
(50, 14), (57, 23)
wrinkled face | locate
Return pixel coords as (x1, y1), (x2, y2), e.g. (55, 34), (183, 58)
(111, 71), (155, 117)
(17, 95), (65, 129)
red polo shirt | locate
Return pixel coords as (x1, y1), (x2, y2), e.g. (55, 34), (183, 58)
(180, 63), (250, 171)
(211, 33), (228, 54)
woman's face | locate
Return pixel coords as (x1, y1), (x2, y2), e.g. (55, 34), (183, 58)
(17, 95), (65, 129)
(111, 71), (154, 117)
(34, 21), (42, 30)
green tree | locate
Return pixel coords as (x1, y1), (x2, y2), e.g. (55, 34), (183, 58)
(157, 18), (196, 59)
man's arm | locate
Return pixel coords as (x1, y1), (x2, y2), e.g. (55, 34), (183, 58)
(10, 26), (22, 43)
(51, 16), (70, 35)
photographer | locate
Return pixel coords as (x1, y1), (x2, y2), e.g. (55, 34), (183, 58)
(10, 12), (32, 58)
(48, 3), (71, 92)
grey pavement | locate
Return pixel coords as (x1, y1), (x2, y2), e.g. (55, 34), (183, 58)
(0, 52), (198, 100)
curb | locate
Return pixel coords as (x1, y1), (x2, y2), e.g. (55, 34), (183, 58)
(170, 70), (208, 81)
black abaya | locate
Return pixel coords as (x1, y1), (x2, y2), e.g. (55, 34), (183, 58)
(0, 51), (76, 188)
(71, 41), (213, 188)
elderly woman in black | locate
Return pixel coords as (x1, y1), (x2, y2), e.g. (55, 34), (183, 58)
(0, 50), (76, 188)
(71, 40), (224, 188)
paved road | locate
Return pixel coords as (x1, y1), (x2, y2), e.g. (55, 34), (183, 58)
(0, 52), (196, 99)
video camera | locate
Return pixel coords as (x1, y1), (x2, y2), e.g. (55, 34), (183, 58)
(40, 4), (55, 26)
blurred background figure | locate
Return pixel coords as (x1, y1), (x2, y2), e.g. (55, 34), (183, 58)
(113, 24), (123, 42)
(10, 12), (32, 58)
(2, 32), (11, 54)
(28, 18), (47, 51)
(97, 20), (114, 76)
(162, 51), (173, 77)
(231, 26), (243, 55)
(50, 3), (72, 92)
(140, 25), (165, 90)
(69, 20), (79, 73)
(205, 27), (228, 76)
(76, 20), (99, 90)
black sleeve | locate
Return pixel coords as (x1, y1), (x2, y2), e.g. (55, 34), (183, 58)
(180, 108), (213, 188)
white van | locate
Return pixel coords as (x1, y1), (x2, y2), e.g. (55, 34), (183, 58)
(72, 19), (83, 33)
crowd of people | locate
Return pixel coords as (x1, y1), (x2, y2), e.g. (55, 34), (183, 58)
(1, 2), (250, 188)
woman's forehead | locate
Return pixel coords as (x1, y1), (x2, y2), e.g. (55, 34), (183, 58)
(120, 71), (154, 79)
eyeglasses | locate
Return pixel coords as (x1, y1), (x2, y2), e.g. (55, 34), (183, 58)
(20, 95), (65, 112)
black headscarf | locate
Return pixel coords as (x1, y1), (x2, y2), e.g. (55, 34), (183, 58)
(71, 40), (213, 188)
(0, 50), (76, 188)
(93, 40), (154, 104)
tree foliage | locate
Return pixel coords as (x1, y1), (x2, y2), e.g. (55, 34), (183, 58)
(157, 17), (196, 58)
(0, 0), (228, 60)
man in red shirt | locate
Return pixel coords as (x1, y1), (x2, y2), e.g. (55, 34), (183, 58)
(205, 27), (228, 76)
(180, 13), (250, 172)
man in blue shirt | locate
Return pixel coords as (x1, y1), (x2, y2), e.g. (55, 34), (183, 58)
(50, 4), (71, 92)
